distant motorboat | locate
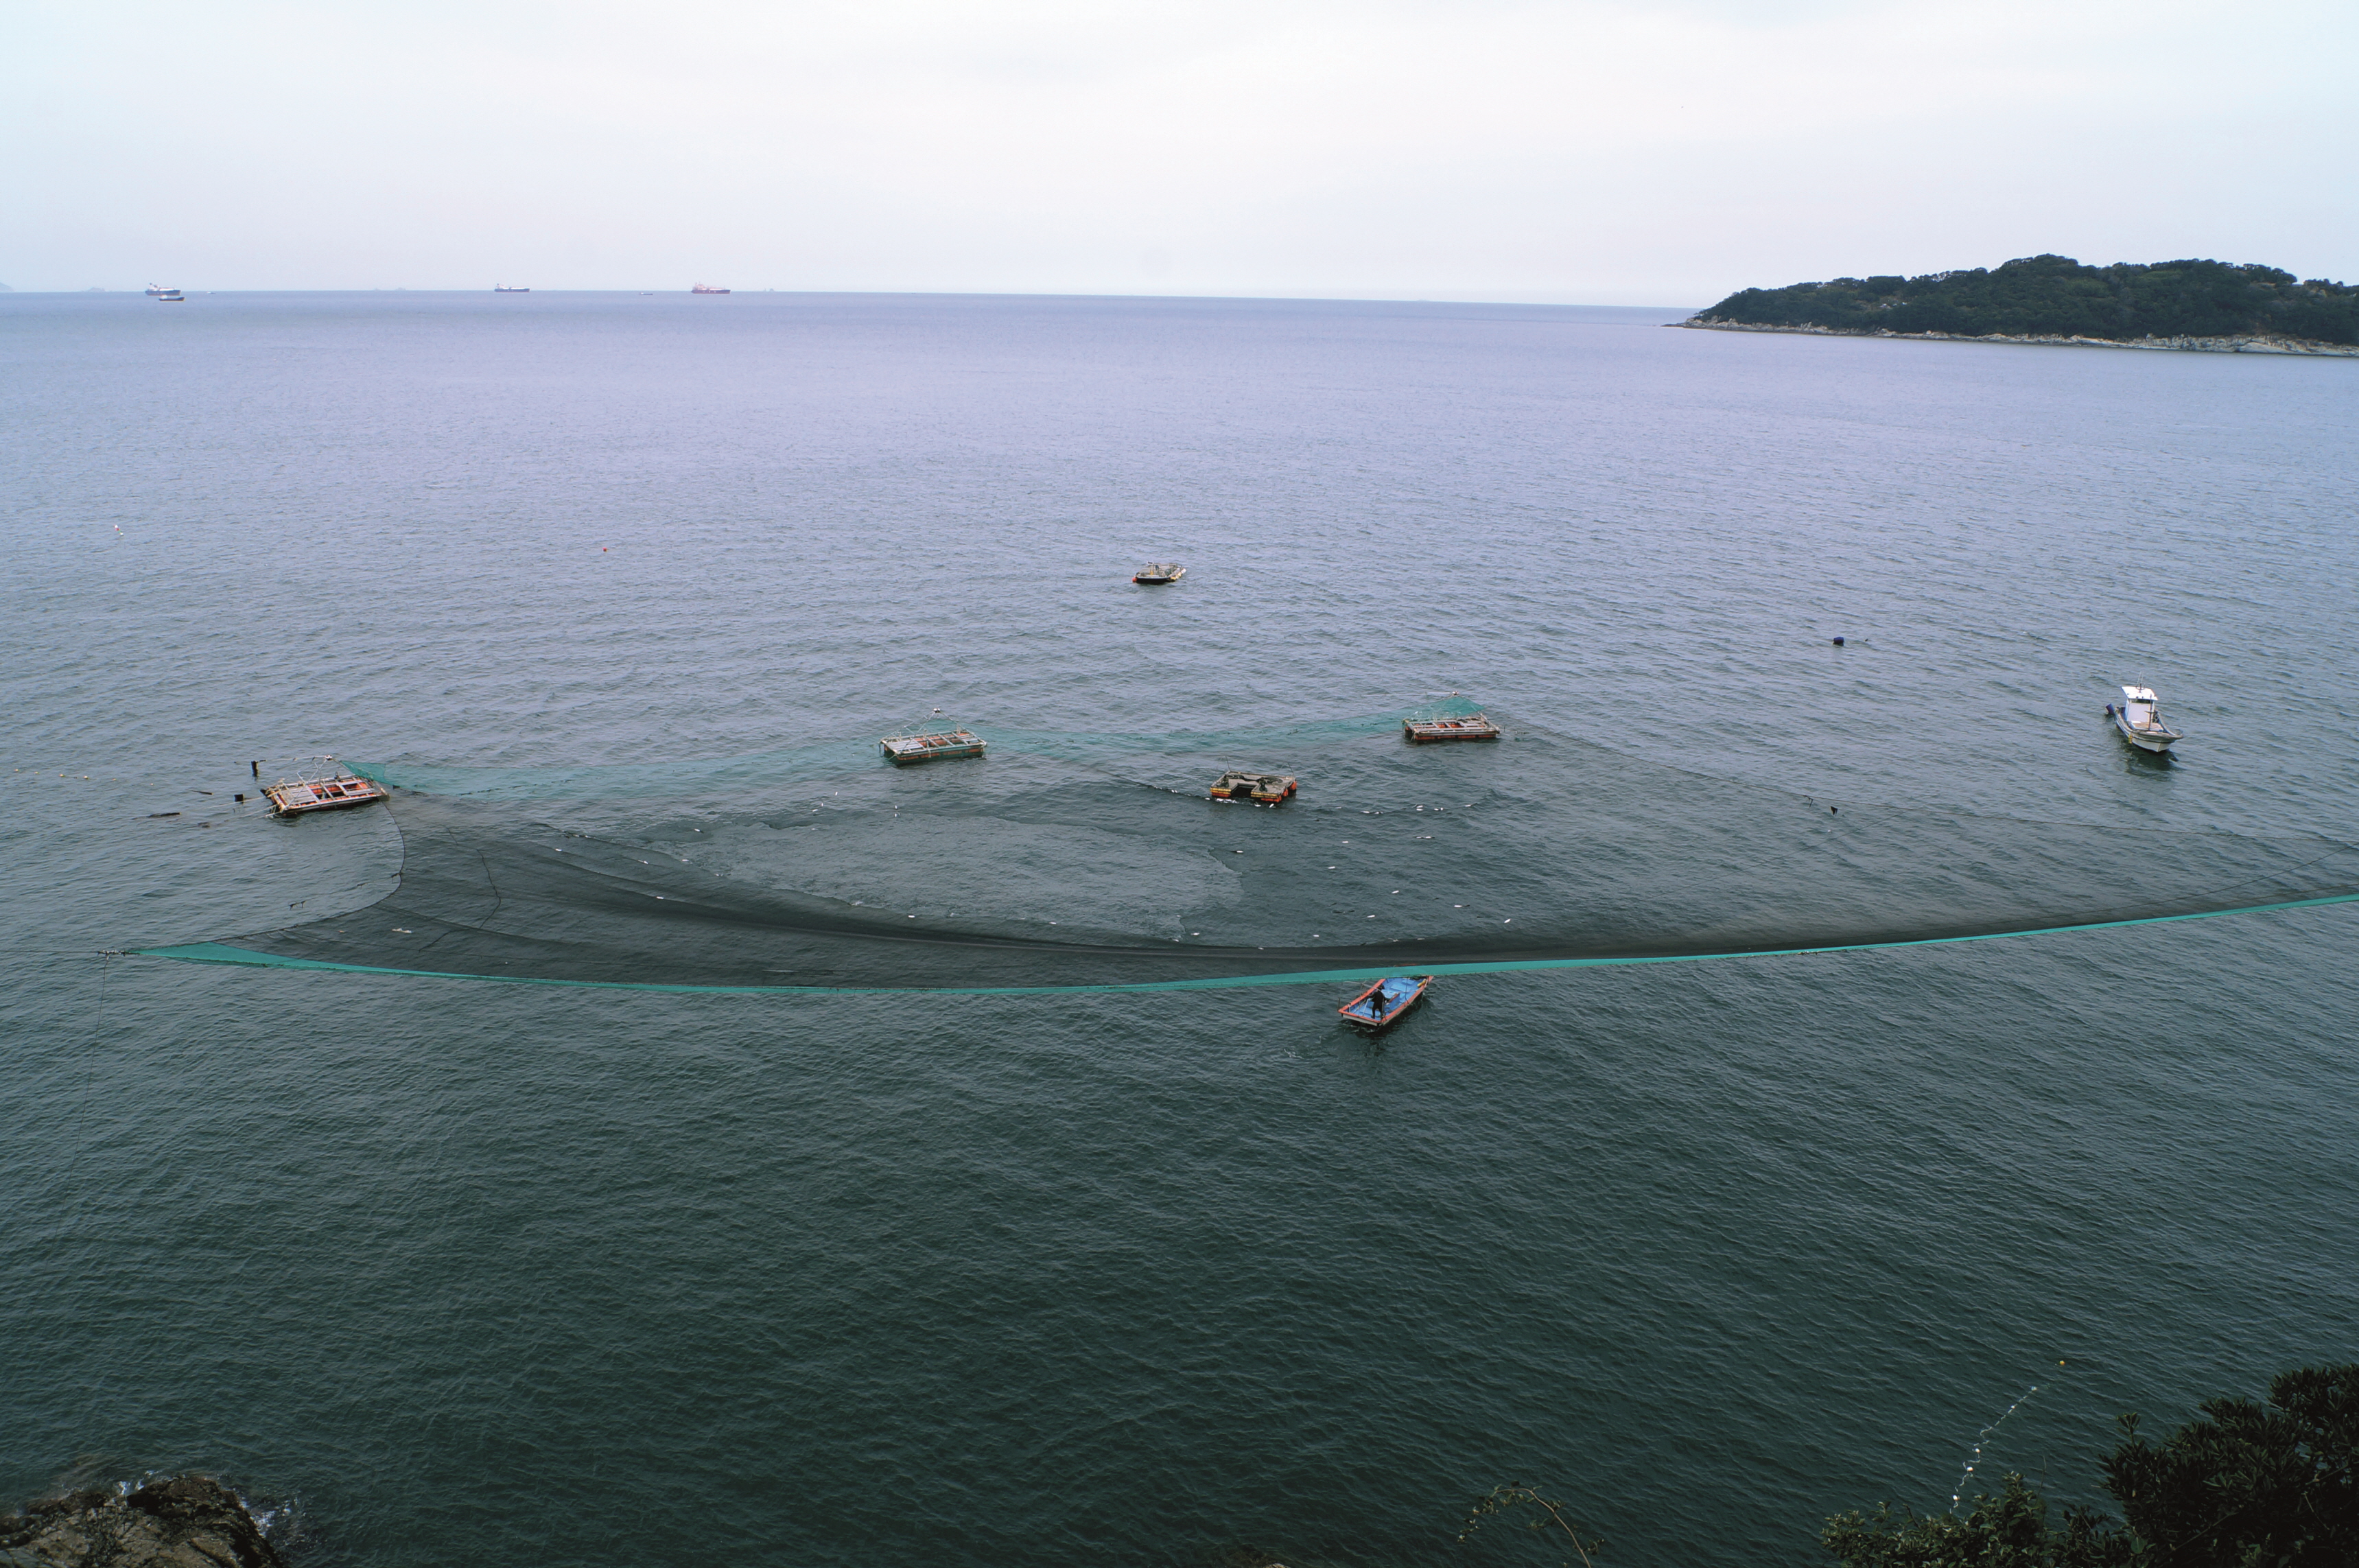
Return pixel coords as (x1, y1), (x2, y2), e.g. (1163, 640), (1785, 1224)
(2108, 685), (2183, 752)
(1133, 563), (1185, 584)
(493, 285), (530, 293)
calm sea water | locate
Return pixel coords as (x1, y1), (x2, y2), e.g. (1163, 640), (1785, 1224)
(4, 291), (2356, 1566)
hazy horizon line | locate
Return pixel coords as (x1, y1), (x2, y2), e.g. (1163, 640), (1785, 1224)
(0, 283), (1706, 312)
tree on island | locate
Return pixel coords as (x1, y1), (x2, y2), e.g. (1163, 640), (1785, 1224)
(1821, 1363), (2358, 1567)
(1695, 255), (2359, 345)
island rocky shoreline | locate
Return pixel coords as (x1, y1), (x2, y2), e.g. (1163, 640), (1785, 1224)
(1673, 317), (2359, 357)
(2, 1475), (285, 1568)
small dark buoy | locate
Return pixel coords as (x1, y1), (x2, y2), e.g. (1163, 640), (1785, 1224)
(1831, 636), (1845, 647)
(250, 760), (259, 777)
(1829, 806), (1838, 815)
(234, 793), (245, 802)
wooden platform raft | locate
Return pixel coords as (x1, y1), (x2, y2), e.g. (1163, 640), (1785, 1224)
(882, 728), (987, 764)
(1403, 712), (1501, 742)
(261, 762), (390, 816)
(1209, 771), (1297, 804)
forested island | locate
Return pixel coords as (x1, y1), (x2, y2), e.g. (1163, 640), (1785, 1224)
(1685, 254), (2359, 353)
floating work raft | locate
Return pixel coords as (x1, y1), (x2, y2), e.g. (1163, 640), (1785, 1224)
(881, 728), (987, 764)
(1133, 563), (1186, 584)
(1404, 712), (1501, 742)
(261, 761), (390, 816)
(1209, 770), (1297, 804)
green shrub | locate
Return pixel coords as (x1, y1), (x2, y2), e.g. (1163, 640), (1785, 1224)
(1824, 1364), (2357, 1568)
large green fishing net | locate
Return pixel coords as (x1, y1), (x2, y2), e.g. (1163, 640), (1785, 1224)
(141, 709), (2359, 993)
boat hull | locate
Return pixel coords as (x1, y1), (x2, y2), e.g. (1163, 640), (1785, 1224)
(2111, 712), (2179, 751)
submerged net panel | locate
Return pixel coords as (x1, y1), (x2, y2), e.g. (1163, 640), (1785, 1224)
(348, 714), (1407, 801)
(1403, 694), (1492, 725)
(139, 715), (2359, 993)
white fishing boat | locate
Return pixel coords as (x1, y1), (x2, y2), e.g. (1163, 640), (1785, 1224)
(2109, 686), (2183, 753)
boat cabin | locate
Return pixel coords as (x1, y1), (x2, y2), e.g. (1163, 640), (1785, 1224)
(261, 761), (390, 816)
(881, 728), (987, 764)
(1208, 771), (1297, 804)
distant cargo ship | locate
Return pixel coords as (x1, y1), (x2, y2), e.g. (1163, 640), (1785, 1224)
(690, 283), (731, 294)
(493, 285), (530, 293)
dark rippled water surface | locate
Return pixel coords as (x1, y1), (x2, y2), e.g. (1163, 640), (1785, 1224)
(5, 292), (2356, 1566)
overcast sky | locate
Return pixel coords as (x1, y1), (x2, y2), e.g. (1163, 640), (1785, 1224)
(5, 0), (2354, 303)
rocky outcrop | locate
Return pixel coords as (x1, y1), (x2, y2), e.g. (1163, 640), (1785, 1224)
(1673, 318), (2359, 356)
(0, 1476), (283, 1568)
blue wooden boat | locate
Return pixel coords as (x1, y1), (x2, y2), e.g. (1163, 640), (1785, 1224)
(1338, 974), (1432, 1031)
